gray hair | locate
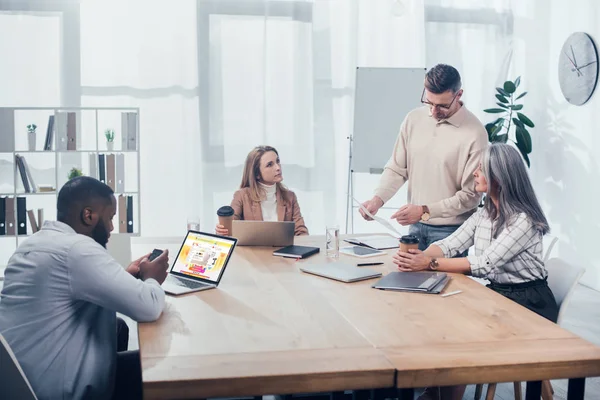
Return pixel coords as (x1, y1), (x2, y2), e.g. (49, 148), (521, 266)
(482, 143), (550, 237)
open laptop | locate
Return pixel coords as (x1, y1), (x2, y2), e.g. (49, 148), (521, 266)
(162, 230), (237, 295)
(232, 220), (294, 246)
(299, 262), (382, 283)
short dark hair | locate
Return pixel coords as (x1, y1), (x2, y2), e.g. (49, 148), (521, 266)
(57, 176), (114, 222)
(425, 64), (462, 94)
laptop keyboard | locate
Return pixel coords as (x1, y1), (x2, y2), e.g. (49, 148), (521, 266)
(167, 276), (210, 289)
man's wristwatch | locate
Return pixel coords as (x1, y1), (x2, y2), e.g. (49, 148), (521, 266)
(420, 205), (431, 222)
(429, 257), (439, 271)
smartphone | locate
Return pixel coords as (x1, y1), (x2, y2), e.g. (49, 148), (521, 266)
(148, 248), (164, 261)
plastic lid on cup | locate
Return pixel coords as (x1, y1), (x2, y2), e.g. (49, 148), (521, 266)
(399, 234), (419, 244)
(217, 205), (234, 217)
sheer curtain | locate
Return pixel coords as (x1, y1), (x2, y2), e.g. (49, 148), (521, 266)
(424, 0), (514, 123)
(1, 0), (426, 240)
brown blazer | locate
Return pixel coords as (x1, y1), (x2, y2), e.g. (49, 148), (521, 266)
(230, 187), (309, 236)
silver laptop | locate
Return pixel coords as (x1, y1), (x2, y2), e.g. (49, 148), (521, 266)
(162, 230), (237, 295)
(372, 271), (450, 294)
(299, 262), (382, 283)
(232, 220), (294, 246)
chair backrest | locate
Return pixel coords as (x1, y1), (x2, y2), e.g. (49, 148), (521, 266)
(0, 334), (37, 400)
(543, 234), (559, 263)
(545, 258), (585, 325)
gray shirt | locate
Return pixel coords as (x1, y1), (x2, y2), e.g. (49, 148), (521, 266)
(0, 221), (165, 399)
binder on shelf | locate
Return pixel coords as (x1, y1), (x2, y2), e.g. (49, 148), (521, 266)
(5, 197), (15, 235)
(106, 154), (116, 191)
(118, 195), (127, 233)
(121, 113), (128, 150)
(21, 156), (37, 193)
(98, 154), (106, 184)
(67, 112), (77, 150)
(89, 153), (98, 180)
(37, 208), (44, 229)
(0, 108), (15, 152)
(126, 195), (134, 233)
(43, 115), (55, 151)
(27, 210), (38, 233)
(15, 155), (31, 193)
(55, 112), (68, 151)
(17, 197), (26, 235)
(127, 113), (137, 150)
(0, 196), (6, 235)
(116, 153), (125, 193)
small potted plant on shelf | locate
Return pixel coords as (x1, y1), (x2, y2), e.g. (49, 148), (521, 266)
(27, 124), (37, 151)
(105, 129), (115, 151)
(67, 167), (83, 181)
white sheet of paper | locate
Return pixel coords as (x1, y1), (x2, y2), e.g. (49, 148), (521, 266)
(352, 197), (402, 237)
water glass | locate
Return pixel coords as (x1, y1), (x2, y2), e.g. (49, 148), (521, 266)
(326, 225), (340, 259)
(187, 216), (200, 232)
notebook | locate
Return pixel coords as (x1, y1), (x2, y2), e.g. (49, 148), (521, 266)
(344, 235), (399, 250)
(273, 245), (320, 259)
(299, 262), (382, 283)
(372, 271), (450, 294)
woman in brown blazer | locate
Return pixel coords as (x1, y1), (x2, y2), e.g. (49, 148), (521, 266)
(215, 145), (309, 236)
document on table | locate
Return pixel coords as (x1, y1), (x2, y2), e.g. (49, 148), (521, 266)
(352, 197), (402, 237)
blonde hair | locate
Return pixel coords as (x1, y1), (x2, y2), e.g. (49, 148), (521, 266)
(240, 145), (288, 202)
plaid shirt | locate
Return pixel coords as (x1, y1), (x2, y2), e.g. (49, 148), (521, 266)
(434, 208), (547, 284)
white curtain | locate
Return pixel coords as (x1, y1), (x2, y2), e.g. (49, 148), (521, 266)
(1, 0), (426, 241)
(423, 0), (514, 123)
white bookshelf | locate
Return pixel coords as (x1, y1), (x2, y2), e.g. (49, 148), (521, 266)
(0, 107), (142, 269)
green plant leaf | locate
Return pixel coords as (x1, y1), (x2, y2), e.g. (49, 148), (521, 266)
(517, 112), (535, 128)
(496, 102), (509, 109)
(495, 94), (508, 103)
(496, 87), (509, 96)
(516, 126), (532, 154)
(514, 76), (521, 88)
(491, 123), (504, 136)
(512, 117), (524, 128)
(523, 152), (530, 167)
(515, 91), (528, 100)
(503, 81), (516, 94)
(509, 104), (524, 110)
(495, 134), (508, 143)
(515, 137), (531, 166)
(484, 108), (507, 114)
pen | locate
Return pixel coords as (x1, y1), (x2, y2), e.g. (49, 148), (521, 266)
(441, 290), (462, 298)
(357, 262), (384, 267)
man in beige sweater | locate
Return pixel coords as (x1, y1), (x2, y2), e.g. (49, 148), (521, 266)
(361, 64), (488, 250)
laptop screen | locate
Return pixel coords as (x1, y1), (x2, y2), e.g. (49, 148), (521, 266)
(170, 230), (237, 284)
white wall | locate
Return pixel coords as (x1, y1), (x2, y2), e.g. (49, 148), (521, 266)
(513, 0), (600, 290)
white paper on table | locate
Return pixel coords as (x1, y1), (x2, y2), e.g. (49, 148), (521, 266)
(352, 196), (402, 237)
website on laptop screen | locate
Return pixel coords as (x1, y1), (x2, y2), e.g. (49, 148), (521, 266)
(171, 232), (236, 282)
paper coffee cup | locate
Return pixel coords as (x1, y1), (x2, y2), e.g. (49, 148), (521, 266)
(217, 206), (234, 236)
(399, 234), (419, 252)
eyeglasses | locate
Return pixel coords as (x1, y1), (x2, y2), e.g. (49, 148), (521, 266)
(420, 88), (460, 110)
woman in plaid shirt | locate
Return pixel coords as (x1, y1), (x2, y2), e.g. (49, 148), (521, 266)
(394, 142), (558, 320)
(394, 143), (559, 400)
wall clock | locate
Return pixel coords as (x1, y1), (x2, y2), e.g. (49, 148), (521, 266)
(558, 32), (599, 106)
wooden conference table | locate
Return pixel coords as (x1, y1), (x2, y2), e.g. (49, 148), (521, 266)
(137, 234), (600, 399)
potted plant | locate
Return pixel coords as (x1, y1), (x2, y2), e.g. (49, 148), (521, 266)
(483, 76), (535, 167)
(104, 129), (115, 151)
(67, 167), (83, 181)
(27, 124), (37, 151)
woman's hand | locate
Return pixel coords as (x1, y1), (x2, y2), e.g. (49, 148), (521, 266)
(392, 248), (431, 272)
(215, 224), (229, 236)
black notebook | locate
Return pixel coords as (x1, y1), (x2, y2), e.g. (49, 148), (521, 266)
(273, 245), (320, 259)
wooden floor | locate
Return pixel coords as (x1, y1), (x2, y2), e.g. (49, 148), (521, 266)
(2, 281), (599, 399)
